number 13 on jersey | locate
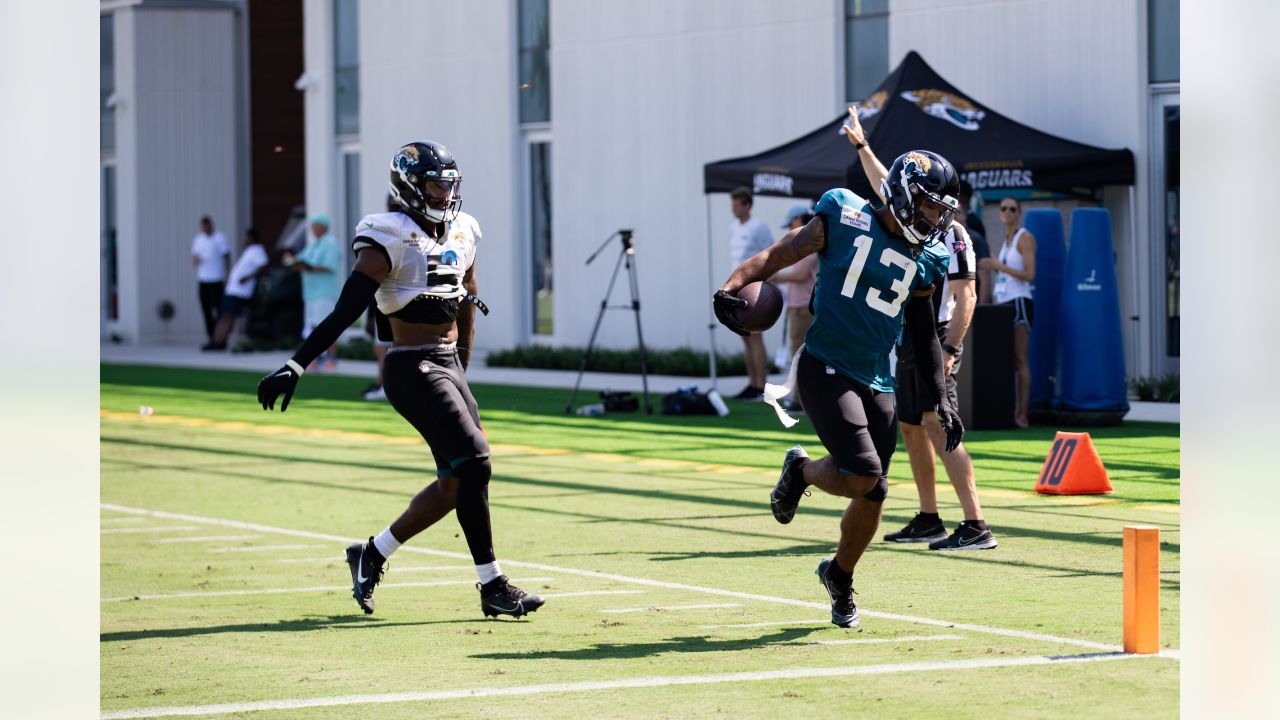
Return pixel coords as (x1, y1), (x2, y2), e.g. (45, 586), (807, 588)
(839, 234), (918, 317)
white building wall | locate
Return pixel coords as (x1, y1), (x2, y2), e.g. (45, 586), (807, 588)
(306, 0), (1159, 373)
(301, 0), (338, 243)
(358, 0), (523, 350)
(889, 0), (1150, 378)
(110, 3), (242, 344)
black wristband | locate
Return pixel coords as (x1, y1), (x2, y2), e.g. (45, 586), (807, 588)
(942, 343), (960, 356)
(854, 142), (868, 150)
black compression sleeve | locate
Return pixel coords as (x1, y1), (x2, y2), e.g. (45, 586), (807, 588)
(904, 293), (947, 408)
(291, 271), (380, 368)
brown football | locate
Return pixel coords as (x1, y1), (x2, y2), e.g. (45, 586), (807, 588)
(733, 281), (784, 334)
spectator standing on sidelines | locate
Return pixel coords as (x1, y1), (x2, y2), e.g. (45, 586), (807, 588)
(769, 203), (817, 412)
(203, 228), (269, 351)
(843, 107), (996, 549)
(981, 197), (1037, 428)
(291, 215), (343, 371)
(957, 182), (993, 303)
(728, 186), (774, 400)
(191, 215), (230, 346)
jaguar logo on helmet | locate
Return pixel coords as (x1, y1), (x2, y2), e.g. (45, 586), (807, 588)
(903, 151), (933, 176)
(900, 89), (986, 131)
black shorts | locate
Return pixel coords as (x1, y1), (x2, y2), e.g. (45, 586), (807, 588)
(383, 345), (490, 477)
(795, 349), (897, 480)
(219, 294), (249, 317)
(895, 341), (962, 425)
(1002, 297), (1034, 328)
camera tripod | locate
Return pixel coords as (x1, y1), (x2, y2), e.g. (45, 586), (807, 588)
(565, 229), (653, 414)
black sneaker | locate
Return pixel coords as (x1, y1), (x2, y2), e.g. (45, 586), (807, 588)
(815, 558), (860, 629)
(478, 576), (545, 619)
(734, 385), (763, 400)
(929, 521), (998, 551)
(882, 513), (948, 543)
(770, 445), (811, 524)
(345, 538), (386, 614)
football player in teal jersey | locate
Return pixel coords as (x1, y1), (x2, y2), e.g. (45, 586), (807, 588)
(713, 150), (965, 629)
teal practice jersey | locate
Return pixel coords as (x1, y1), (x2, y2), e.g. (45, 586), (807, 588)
(803, 188), (949, 391)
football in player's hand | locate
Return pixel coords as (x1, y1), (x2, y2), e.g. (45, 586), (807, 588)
(733, 281), (783, 334)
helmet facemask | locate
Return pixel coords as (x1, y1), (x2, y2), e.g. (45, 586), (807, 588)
(417, 172), (463, 223)
(883, 171), (959, 246)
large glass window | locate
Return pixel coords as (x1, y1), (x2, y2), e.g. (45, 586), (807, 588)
(518, 0), (550, 123)
(844, 0), (888, 102)
(342, 150), (360, 274)
(1163, 105), (1179, 357)
(1148, 0), (1179, 83)
(334, 0), (359, 135)
(529, 142), (553, 335)
(101, 14), (115, 153)
(103, 165), (119, 321)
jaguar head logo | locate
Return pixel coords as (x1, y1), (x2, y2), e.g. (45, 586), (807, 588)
(900, 89), (985, 131)
(855, 90), (888, 120)
(903, 151), (932, 176)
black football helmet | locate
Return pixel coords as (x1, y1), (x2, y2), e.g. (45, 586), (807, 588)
(880, 150), (960, 245)
(389, 141), (462, 223)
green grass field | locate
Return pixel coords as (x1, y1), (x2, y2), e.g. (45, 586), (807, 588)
(101, 364), (1180, 719)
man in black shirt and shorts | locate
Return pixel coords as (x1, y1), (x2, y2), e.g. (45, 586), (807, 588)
(844, 109), (997, 550)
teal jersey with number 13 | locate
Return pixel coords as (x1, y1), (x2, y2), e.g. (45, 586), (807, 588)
(803, 188), (949, 391)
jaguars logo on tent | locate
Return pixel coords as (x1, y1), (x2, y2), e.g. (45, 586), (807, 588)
(900, 89), (986, 131)
(855, 90), (888, 120)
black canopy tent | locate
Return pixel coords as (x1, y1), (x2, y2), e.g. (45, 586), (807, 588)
(703, 50), (1135, 200)
(698, 51), (1135, 389)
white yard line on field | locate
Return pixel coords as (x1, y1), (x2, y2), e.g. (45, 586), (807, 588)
(156, 535), (262, 543)
(541, 590), (645, 599)
(101, 578), (554, 603)
(812, 634), (964, 646)
(99, 503), (1157, 654)
(101, 526), (198, 534)
(100, 651), (1176, 719)
(601, 603), (742, 614)
(207, 544), (325, 553)
(702, 619), (829, 629)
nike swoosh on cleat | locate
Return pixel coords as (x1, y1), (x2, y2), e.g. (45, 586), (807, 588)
(355, 546), (368, 584)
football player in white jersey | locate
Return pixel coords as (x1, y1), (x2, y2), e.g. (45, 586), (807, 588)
(843, 107), (997, 551)
(258, 141), (544, 619)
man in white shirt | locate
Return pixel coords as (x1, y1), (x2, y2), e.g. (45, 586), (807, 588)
(203, 228), (269, 351)
(728, 187), (773, 399)
(191, 216), (230, 344)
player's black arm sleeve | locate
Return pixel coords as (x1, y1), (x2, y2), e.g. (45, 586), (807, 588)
(904, 294), (947, 408)
(290, 271), (380, 368)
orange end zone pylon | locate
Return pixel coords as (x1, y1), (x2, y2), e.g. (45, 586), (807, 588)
(1123, 526), (1160, 654)
(1034, 431), (1113, 495)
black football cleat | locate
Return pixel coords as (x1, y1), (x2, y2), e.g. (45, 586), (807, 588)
(883, 513), (948, 543)
(770, 445), (811, 524)
(345, 538), (386, 615)
(929, 521), (998, 551)
(815, 558), (860, 629)
(478, 576), (545, 619)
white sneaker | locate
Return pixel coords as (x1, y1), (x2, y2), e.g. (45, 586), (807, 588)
(362, 385), (387, 401)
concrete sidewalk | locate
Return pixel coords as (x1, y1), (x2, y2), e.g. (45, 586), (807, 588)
(100, 342), (1178, 423)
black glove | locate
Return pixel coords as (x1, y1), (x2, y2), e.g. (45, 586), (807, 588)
(712, 289), (749, 337)
(936, 403), (964, 452)
(258, 362), (301, 412)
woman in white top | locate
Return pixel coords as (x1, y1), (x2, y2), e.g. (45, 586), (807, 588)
(980, 198), (1037, 428)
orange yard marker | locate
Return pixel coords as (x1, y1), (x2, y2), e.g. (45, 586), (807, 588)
(1123, 526), (1160, 654)
(1034, 431), (1113, 495)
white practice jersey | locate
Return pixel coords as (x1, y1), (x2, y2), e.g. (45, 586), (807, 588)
(351, 211), (482, 315)
(936, 224), (977, 324)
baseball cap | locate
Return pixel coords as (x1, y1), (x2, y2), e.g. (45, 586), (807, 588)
(781, 203), (813, 229)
